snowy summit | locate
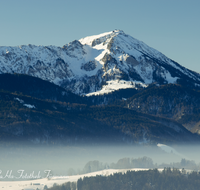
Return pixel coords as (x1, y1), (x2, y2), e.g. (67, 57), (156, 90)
(0, 30), (200, 95)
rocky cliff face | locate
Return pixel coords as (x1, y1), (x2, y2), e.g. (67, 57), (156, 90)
(0, 30), (200, 95)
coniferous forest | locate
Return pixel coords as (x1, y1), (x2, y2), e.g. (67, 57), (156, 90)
(47, 168), (200, 190)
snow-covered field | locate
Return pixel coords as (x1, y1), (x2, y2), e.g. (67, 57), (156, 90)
(0, 168), (156, 190)
(0, 144), (192, 189)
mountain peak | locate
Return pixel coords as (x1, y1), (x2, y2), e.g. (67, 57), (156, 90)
(0, 30), (200, 95)
(79, 29), (126, 47)
(112, 29), (125, 34)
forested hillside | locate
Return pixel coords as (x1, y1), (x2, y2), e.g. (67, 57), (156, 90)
(47, 168), (200, 190)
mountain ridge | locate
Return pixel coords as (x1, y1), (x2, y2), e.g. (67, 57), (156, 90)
(1, 30), (200, 95)
(0, 88), (198, 145)
(0, 30), (200, 144)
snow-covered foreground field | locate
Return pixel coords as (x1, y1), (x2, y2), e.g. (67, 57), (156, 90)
(0, 144), (196, 190)
(0, 168), (160, 190)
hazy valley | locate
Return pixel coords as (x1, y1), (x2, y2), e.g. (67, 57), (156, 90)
(0, 30), (200, 189)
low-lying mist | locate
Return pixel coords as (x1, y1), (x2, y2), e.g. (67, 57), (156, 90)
(1, 143), (200, 180)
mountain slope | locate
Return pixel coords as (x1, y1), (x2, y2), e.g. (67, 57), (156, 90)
(124, 84), (200, 132)
(0, 73), (87, 104)
(0, 30), (200, 95)
(0, 90), (198, 145)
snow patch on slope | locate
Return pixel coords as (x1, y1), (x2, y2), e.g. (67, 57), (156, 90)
(157, 144), (186, 158)
(24, 104), (36, 109)
(15, 98), (24, 104)
(79, 31), (113, 46)
(86, 80), (147, 96)
(14, 98), (35, 109)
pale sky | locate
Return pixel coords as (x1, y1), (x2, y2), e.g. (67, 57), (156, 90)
(0, 0), (199, 72)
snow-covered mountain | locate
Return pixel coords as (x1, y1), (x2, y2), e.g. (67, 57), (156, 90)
(1, 30), (200, 95)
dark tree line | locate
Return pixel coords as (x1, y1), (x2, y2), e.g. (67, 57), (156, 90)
(47, 168), (200, 190)
(77, 168), (200, 190)
(47, 182), (76, 190)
